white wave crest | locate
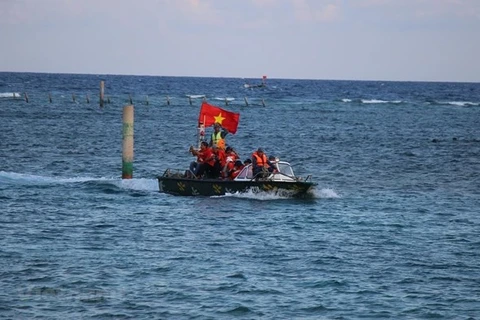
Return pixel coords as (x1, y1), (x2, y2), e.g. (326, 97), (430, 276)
(361, 99), (402, 104)
(445, 101), (479, 107)
(0, 92), (21, 98)
(214, 97), (235, 102)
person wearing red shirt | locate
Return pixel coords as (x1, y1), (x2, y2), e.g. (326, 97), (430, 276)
(190, 141), (216, 178)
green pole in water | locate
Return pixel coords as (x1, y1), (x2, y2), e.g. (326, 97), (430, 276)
(122, 105), (134, 179)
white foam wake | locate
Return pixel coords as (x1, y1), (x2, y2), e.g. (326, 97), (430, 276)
(0, 171), (158, 191)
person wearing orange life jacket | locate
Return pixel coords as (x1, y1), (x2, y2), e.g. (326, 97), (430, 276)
(212, 145), (227, 178)
(222, 146), (240, 177)
(251, 147), (276, 178)
(209, 122), (228, 148)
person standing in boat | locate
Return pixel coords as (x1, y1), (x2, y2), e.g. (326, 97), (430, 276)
(209, 122), (228, 148)
(251, 148), (276, 178)
(212, 145), (226, 178)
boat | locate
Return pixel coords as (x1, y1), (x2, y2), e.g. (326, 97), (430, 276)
(243, 83), (266, 89)
(157, 160), (317, 198)
(244, 75), (267, 89)
(157, 101), (316, 198)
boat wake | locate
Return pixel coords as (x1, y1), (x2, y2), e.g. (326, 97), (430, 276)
(215, 187), (340, 200)
(0, 171), (158, 192)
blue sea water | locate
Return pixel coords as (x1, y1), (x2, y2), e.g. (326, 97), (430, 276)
(1, 72), (480, 319)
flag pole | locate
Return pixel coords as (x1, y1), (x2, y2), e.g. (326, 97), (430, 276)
(197, 116), (206, 148)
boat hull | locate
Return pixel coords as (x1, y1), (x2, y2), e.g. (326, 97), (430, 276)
(158, 176), (316, 198)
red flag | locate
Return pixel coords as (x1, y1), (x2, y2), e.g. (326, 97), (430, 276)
(198, 102), (240, 134)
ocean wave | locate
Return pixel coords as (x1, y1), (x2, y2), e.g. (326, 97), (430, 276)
(441, 101), (479, 107)
(361, 99), (403, 104)
(0, 92), (21, 98)
(214, 97), (235, 102)
(185, 94), (206, 99)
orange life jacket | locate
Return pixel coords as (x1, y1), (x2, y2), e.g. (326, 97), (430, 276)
(252, 152), (267, 167)
(216, 149), (227, 167)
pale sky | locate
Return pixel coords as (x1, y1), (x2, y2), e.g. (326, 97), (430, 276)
(1, 0), (479, 82)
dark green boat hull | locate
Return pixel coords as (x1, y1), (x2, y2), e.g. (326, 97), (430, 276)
(158, 176), (316, 198)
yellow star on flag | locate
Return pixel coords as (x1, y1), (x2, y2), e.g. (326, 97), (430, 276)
(214, 113), (225, 125)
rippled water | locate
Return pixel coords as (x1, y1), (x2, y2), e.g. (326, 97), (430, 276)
(1, 72), (480, 319)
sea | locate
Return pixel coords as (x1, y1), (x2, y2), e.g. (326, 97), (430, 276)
(1, 72), (479, 319)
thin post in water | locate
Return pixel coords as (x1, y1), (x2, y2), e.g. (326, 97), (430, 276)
(122, 105), (134, 179)
(99, 80), (105, 107)
(24, 92), (29, 103)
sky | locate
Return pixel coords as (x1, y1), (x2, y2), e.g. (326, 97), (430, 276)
(1, 0), (479, 82)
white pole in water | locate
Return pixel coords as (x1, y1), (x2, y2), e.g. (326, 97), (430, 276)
(244, 97), (249, 106)
(197, 122), (205, 148)
(122, 105), (134, 179)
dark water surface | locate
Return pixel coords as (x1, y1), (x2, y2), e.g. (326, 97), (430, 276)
(1, 72), (480, 319)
